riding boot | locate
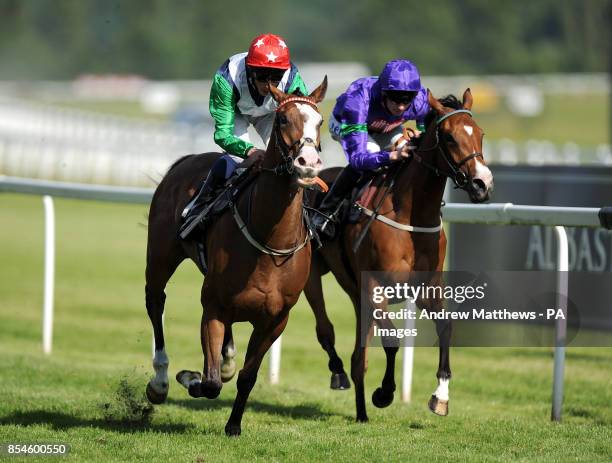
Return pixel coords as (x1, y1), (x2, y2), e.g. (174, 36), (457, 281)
(312, 165), (361, 240)
(179, 168), (226, 239)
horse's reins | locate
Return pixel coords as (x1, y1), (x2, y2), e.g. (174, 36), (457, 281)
(234, 95), (320, 256)
(413, 109), (483, 189)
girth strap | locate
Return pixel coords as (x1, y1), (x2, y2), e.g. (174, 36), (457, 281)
(232, 203), (311, 256)
(355, 204), (443, 233)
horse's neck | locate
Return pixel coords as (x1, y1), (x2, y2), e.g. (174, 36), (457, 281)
(249, 153), (304, 247)
(392, 134), (447, 226)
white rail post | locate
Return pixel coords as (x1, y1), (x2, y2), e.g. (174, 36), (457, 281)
(401, 302), (416, 402)
(552, 226), (568, 421)
(269, 335), (282, 384)
(42, 195), (55, 355)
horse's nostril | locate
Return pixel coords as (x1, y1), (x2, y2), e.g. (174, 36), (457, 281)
(297, 156), (306, 166)
(472, 178), (486, 193)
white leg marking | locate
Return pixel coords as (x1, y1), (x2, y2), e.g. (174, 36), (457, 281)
(434, 378), (450, 401)
(151, 348), (169, 394)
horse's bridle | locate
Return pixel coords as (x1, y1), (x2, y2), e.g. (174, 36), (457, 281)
(261, 96), (322, 176)
(412, 109), (483, 189)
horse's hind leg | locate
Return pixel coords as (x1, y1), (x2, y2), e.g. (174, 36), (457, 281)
(225, 314), (289, 437)
(304, 267), (350, 390)
(145, 242), (184, 404)
(220, 326), (237, 382)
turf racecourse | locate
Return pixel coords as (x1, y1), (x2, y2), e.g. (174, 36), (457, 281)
(1, 194), (610, 462)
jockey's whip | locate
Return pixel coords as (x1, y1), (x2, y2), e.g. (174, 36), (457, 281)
(351, 163), (403, 253)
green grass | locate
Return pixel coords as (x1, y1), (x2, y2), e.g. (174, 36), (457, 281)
(0, 194), (611, 462)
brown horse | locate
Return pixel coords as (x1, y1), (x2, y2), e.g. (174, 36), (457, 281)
(144, 77), (327, 436)
(304, 89), (493, 422)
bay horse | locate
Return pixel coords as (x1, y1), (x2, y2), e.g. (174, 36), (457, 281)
(304, 89), (493, 422)
(144, 77), (327, 436)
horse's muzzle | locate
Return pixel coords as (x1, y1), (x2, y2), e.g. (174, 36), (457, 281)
(468, 178), (493, 203)
(293, 147), (323, 186)
(467, 161), (493, 203)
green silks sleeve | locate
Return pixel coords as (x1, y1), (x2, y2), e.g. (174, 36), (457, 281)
(209, 74), (253, 158)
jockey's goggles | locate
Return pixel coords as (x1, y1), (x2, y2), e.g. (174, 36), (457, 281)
(251, 67), (286, 83)
(383, 90), (417, 105)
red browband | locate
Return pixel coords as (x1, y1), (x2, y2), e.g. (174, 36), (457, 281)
(276, 96), (318, 112)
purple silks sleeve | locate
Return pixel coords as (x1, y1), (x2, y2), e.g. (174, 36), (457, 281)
(341, 132), (391, 171)
(335, 78), (392, 171)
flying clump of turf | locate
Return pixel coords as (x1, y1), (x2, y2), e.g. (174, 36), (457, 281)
(102, 377), (154, 426)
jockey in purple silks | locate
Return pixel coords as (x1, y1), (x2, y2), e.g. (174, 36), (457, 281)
(313, 59), (430, 239)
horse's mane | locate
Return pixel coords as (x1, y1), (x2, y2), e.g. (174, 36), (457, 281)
(424, 94), (462, 128)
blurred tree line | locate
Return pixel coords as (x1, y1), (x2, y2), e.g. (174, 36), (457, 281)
(0, 0), (609, 80)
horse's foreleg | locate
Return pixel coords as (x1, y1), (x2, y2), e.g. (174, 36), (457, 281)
(371, 314), (399, 409)
(351, 304), (373, 422)
(429, 317), (452, 416)
(225, 314), (289, 437)
(177, 314), (226, 400)
(304, 268), (350, 390)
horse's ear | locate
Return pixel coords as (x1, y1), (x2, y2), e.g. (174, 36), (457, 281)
(269, 83), (287, 103)
(309, 75), (328, 104)
(462, 88), (473, 110)
(427, 89), (444, 114)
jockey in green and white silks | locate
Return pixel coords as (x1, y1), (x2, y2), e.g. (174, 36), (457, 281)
(180, 33), (308, 239)
(209, 52), (308, 157)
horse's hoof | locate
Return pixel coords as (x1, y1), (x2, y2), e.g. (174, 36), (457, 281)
(188, 382), (202, 398)
(221, 358), (236, 383)
(372, 387), (394, 408)
(356, 414), (369, 423)
(176, 370), (202, 389)
(200, 380), (222, 399)
(225, 423), (241, 437)
(146, 382), (168, 404)
(428, 395), (449, 416)
(330, 372), (351, 390)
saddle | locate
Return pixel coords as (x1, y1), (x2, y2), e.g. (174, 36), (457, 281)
(188, 167), (321, 273)
(346, 168), (391, 224)
(186, 167), (258, 274)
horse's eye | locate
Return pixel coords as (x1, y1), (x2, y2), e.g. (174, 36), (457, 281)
(278, 114), (288, 125)
(444, 133), (456, 144)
